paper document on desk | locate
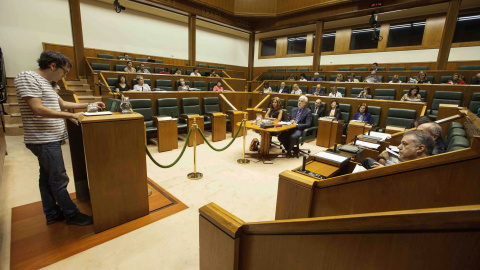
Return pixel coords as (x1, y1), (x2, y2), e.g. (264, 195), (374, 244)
(352, 164), (367, 173)
(367, 131), (391, 141)
(355, 140), (380, 150)
(278, 121), (292, 126)
(315, 151), (349, 163)
(84, 111), (113, 116)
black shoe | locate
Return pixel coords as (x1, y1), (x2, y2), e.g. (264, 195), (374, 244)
(293, 147), (300, 158)
(66, 212), (93, 226)
(46, 212), (65, 225)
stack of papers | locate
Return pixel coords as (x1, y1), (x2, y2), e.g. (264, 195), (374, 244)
(315, 151), (350, 163)
(367, 131), (391, 141)
(355, 140), (380, 150)
(277, 121), (292, 126)
(388, 145), (399, 152)
(84, 111), (112, 116)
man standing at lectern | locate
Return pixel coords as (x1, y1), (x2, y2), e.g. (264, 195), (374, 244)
(278, 96), (312, 158)
(14, 51), (104, 226)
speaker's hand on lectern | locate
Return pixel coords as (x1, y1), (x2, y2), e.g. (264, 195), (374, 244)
(70, 112), (84, 119)
(93, 102), (106, 111)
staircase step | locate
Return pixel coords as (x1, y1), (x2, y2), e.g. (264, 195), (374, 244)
(4, 103), (20, 114)
(77, 96), (102, 103)
(7, 85), (17, 95)
(71, 89), (93, 96)
(5, 124), (24, 136)
(67, 85), (91, 91)
(65, 79), (88, 85)
(4, 114), (23, 125)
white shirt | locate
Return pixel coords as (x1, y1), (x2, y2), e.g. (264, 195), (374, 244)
(329, 92), (342, 98)
(278, 87), (287, 93)
(347, 78), (359, 82)
(291, 89), (302, 95)
(299, 78), (307, 81)
(263, 87), (271, 93)
(190, 72), (201, 76)
(133, 84), (151, 91)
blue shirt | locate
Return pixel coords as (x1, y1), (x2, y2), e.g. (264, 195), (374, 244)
(295, 108), (304, 123)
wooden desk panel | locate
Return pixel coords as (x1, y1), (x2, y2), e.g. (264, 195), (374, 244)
(156, 119), (178, 152)
(187, 115), (204, 147)
(346, 122), (372, 144)
(211, 113), (227, 142)
(316, 118), (344, 148)
(227, 111), (247, 137)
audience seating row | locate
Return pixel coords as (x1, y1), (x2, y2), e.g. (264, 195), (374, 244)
(263, 64), (479, 73)
(105, 77), (222, 92)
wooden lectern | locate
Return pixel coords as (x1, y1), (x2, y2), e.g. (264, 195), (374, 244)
(316, 118), (344, 148)
(66, 112), (149, 233)
(154, 117), (178, 152)
(182, 115), (204, 147)
(207, 112), (227, 142)
(226, 111), (246, 137)
(346, 122), (373, 144)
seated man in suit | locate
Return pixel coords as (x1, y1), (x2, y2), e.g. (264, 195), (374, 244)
(278, 96), (312, 158)
(310, 99), (324, 117)
(278, 82), (288, 93)
(417, 122), (446, 155)
(362, 130), (434, 169)
(309, 83), (324, 96)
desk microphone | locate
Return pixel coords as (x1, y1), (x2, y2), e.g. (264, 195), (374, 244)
(333, 143), (337, 153)
(302, 155), (306, 171)
(354, 135), (358, 145)
(368, 129), (371, 135)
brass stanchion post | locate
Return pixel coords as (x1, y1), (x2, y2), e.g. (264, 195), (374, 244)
(237, 113), (250, 164)
(187, 117), (203, 180)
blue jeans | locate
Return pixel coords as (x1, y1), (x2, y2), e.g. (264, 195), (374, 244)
(26, 141), (79, 220)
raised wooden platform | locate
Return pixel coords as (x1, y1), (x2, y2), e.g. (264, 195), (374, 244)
(10, 179), (187, 270)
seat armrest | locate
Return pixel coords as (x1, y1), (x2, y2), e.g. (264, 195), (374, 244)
(153, 116), (177, 123)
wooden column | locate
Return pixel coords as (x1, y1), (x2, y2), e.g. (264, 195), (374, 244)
(188, 14), (196, 67)
(248, 31), (255, 91)
(435, 0), (461, 70)
(313, 21), (324, 71)
(68, 0), (86, 77)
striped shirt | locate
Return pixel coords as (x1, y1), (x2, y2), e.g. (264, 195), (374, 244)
(14, 71), (67, 144)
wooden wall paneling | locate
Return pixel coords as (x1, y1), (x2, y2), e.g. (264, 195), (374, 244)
(436, 0), (462, 70)
(69, 0), (86, 78)
(422, 16), (446, 47)
(189, 14), (196, 67)
(333, 28), (351, 54)
(248, 32), (255, 84)
(223, 78), (247, 92)
(275, 171), (315, 220)
(312, 21), (323, 71)
(276, 37), (288, 58)
(43, 43), (78, 80)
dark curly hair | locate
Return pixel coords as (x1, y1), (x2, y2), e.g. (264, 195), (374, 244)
(37, 50), (72, 70)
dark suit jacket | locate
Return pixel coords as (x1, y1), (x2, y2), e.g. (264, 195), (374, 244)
(325, 108), (342, 121)
(288, 107), (312, 130)
(310, 105), (325, 117)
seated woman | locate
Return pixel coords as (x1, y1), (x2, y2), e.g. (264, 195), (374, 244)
(190, 68), (201, 76)
(290, 84), (302, 95)
(299, 74), (307, 81)
(325, 100), (342, 121)
(389, 75), (402, 83)
(124, 61), (136, 73)
(287, 74), (296, 81)
(401, 85), (422, 102)
(352, 103), (372, 124)
(177, 78), (190, 91)
(357, 87), (372, 99)
(265, 97), (283, 121)
(335, 74), (344, 82)
(132, 75), (151, 91)
(447, 73), (465, 85)
(263, 82), (272, 93)
(210, 70), (220, 77)
(115, 74), (130, 95)
(213, 80), (223, 92)
(159, 67), (170, 74)
(416, 71), (431, 84)
(346, 73), (359, 82)
(329, 86), (342, 97)
(174, 69), (181, 75)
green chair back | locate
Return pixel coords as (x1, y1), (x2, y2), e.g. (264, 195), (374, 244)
(193, 81), (207, 91)
(155, 80), (173, 91)
(389, 67), (406, 71)
(385, 108), (416, 129)
(410, 66), (429, 70)
(373, 89), (396, 100)
(97, 54), (113, 59)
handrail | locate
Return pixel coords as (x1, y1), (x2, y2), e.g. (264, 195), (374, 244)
(61, 78), (79, 103)
(252, 82), (264, 92)
(254, 94), (271, 109)
(253, 72), (263, 81)
(420, 104), (427, 116)
(219, 94), (237, 111)
(221, 78), (235, 92)
(99, 72), (119, 97)
(221, 70), (232, 78)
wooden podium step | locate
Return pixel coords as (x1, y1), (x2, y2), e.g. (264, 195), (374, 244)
(10, 178), (187, 270)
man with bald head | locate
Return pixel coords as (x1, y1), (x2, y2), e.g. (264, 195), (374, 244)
(417, 122), (446, 155)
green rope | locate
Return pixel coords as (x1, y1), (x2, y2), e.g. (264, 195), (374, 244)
(145, 128), (192, 168)
(198, 120), (243, 152)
